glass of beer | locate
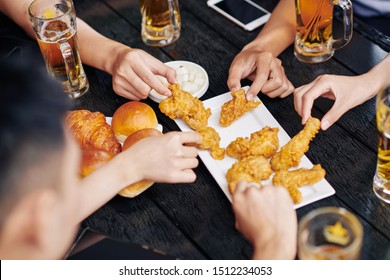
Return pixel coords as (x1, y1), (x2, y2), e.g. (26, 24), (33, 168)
(140, 0), (181, 47)
(298, 207), (363, 260)
(29, 0), (89, 99)
(294, 0), (353, 63)
(374, 85), (390, 203)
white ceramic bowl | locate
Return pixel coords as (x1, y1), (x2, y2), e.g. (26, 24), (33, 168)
(149, 60), (209, 103)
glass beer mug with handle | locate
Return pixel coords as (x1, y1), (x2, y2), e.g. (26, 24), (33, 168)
(374, 85), (390, 204)
(294, 0), (353, 64)
(140, 0), (181, 47)
(29, 0), (89, 99)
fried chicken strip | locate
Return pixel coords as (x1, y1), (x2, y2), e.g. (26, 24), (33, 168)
(196, 127), (225, 160)
(270, 117), (321, 171)
(159, 84), (211, 131)
(219, 88), (261, 127)
(226, 126), (279, 160)
(272, 164), (326, 204)
(226, 156), (272, 194)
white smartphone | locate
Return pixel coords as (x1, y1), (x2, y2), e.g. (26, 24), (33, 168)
(207, 0), (271, 31)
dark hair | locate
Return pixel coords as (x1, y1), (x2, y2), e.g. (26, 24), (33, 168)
(0, 57), (71, 225)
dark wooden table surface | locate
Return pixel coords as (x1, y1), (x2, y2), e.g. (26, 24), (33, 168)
(1, 0), (390, 260)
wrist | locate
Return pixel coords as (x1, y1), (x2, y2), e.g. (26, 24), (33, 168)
(253, 236), (296, 260)
(365, 55), (390, 95)
(103, 42), (132, 75)
(109, 151), (143, 189)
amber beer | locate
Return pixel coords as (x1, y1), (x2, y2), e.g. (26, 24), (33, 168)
(140, 0), (181, 47)
(294, 0), (353, 63)
(298, 207), (363, 260)
(37, 21), (88, 97)
(29, 0), (89, 98)
(374, 85), (390, 203)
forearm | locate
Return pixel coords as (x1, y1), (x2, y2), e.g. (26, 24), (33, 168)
(244, 0), (296, 57)
(0, 0), (35, 37)
(76, 19), (130, 74)
(76, 153), (142, 223)
(0, 0), (130, 75)
(363, 54), (390, 97)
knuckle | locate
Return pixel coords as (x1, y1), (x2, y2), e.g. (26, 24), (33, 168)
(273, 77), (283, 87)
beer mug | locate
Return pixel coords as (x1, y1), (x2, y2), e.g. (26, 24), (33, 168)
(29, 0), (89, 99)
(298, 207), (363, 260)
(374, 85), (390, 204)
(140, 0), (181, 47)
(294, 0), (353, 63)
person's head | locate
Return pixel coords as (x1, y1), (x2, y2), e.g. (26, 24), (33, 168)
(0, 57), (81, 259)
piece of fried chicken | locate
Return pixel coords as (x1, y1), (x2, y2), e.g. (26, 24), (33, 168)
(194, 127), (225, 160)
(270, 117), (321, 171)
(219, 88), (261, 127)
(226, 156), (272, 194)
(272, 164), (326, 204)
(159, 84), (211, 131)
(226, 126), (279, 160)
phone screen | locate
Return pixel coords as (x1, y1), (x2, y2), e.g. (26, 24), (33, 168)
(215, 0), (267, 24)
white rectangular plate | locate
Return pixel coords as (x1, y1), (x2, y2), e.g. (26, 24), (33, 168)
(174, 86), (335, 209)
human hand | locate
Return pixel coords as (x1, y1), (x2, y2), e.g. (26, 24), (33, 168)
(232, 182), (297, 259)
(123, 131), (201, 183)
(227, 48), (294, 100)
(111, 48), (177, 100)
(294, 73), (377, 130)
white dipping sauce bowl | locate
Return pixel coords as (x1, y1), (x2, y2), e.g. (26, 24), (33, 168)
(149, 60), (209, 103)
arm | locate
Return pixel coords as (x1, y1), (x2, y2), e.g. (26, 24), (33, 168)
(76, 131), (200, 222)
(294, 53), (390, 130)
(0, 0), (176, 100)
(227, 0), (296, 99)
(232, 182), (297, 260)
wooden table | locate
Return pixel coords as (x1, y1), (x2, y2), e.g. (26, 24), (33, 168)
(1, 0), (389, 260)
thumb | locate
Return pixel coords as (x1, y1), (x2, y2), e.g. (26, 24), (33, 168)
(321, 101), (346, 130)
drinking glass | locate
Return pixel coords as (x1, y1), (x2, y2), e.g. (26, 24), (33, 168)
(298, 207), (363, 260)
(374, 85), (390, 203)
(140, 0), (181, 47)
(29, 0), (89, 99)
(294, 0), (353, 63)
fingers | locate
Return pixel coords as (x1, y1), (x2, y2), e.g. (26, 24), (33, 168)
(176, 131), (202, 144)
(179, 157), (199, 169)
(113, 79), (144, 100)
(227, 62), (244, 92)
(294, 76), (332, 125)
(182, 145), (199, 158)
(133, 63), (171, 96)
(246, 55), (273, 100)
(320, 100), (346, 130)
(174, 169), (197, 183)
(155, 64), (177, 85)
(262, 66), (294, 98)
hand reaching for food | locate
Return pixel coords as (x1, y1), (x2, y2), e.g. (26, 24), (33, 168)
(232, 182), (297, 260)
(122, 131), (201, 184)
(160, 83), (225, 160)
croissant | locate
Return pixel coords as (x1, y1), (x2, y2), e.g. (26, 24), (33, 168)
(66, 110), (122, 155)
(80, 148), (114, 177)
